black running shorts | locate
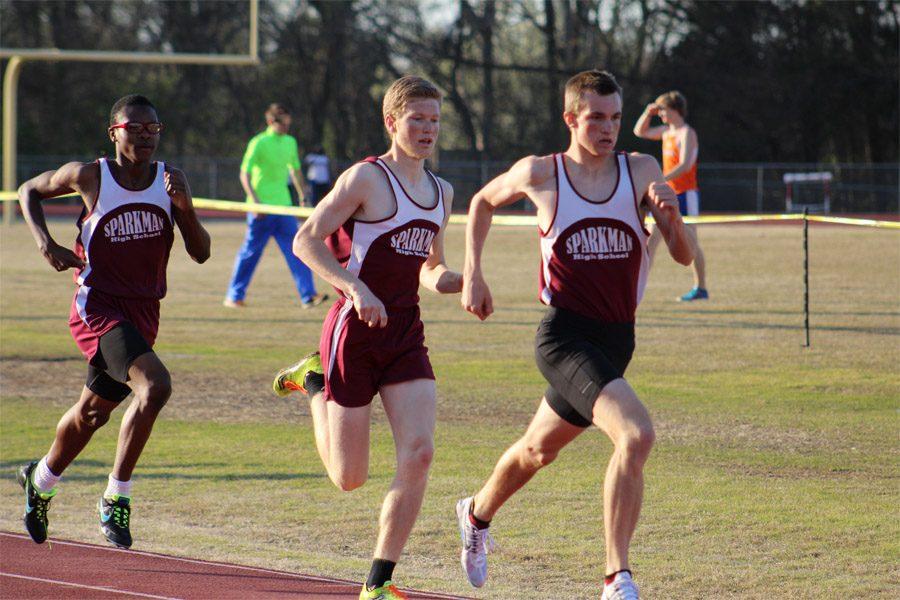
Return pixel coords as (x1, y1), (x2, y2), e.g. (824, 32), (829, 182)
(85, 322), (152, 403)
(534, 306), (635, 428)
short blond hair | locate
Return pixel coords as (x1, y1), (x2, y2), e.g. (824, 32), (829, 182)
(564, 70), (622, 114)
(382, 76), (442, 121)
(655, 91), (687, 118)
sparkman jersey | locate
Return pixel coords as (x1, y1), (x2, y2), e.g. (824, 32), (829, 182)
(319, 157), (443, 406)
(324, 157), (445, 310)
(538, 152), (650, 323)
(74, 158), (175, 300)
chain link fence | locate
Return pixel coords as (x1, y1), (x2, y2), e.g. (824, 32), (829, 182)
(18, 155), (899, 215)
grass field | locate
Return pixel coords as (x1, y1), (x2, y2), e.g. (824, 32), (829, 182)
(1, 218), (898, 599)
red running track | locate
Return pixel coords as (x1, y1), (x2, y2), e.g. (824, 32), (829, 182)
(0, 532), (470, 599)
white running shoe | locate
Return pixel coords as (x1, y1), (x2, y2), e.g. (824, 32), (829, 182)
(601, 571), (640, 600)
(455, 496), (494, 588)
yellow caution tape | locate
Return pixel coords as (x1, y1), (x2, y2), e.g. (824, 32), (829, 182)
(2, 190), (897, 229)
(191, 197), (314, 217)
(806, 215), (900, 229)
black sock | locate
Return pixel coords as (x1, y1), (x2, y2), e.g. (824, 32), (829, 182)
(304, 371), (325, 396)
(366, 558), (396, 590)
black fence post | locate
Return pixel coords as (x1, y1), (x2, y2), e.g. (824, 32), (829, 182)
(803, 207), (810, 348)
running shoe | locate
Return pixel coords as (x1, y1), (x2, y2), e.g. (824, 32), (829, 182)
(17, 461), (56, 544)
(98, 494), (133, 548)
(601, 571), (640, 600)
(456, 496), (494, 588)
(359, 581), (408, 599)
(301, 293), (330, 309)
(273, 351), (323, 396)
(678, 287), (709, 301)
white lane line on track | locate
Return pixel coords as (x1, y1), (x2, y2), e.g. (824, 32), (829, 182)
(0, 532), (345, 583)
(0, 572), (183, 600)
(0, 533), (469, 600)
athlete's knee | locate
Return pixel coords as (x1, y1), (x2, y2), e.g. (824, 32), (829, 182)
(618, 421), (655, 461)
(520, 439), (559, 469)
(137, 373), (172, 412)
(330, 468), (368, 492)
(75, 401), (112, 431)
(397, 437), (435, 476)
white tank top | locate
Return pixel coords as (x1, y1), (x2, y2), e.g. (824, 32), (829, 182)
(325, 156), (445, 309)
(538, 152), (649, 322)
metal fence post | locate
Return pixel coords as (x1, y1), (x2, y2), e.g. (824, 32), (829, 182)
(209, 159), (218, 199)
(479, 152), (488, 188)
(803, 207), (810, 348)
(756, 166), (764, 213)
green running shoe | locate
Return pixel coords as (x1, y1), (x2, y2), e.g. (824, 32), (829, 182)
(99, 494), (133, 548)
(273, 352), (323, 396)
(359, 581), (408, 599)
(17, 461), (56, 544)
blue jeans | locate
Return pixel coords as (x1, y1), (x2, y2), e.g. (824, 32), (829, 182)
(226, 214), (317, 303)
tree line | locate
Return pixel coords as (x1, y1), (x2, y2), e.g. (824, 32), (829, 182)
(2, 0), (897, 166)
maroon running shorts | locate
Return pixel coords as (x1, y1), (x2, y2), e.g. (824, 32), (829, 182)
(319, 298), (434, 407)
(69, 286), (159, 365)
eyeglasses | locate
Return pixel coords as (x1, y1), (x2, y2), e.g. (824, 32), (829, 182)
(110, 121), (164, 135)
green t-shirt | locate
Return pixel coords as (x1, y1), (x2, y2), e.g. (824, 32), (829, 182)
(240, 127), (301, 206)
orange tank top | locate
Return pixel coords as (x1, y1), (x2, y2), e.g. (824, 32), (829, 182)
(662, 129), (698, 194)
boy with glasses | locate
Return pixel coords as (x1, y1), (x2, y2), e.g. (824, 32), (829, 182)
(15, 94), (211, 548)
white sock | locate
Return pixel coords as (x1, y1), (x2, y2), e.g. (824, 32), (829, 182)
(33, 457), (61, 493)
(105, 474), (132, 499)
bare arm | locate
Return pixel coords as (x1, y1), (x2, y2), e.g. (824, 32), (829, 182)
(633, 103), (666, 140)
(293, 164), (388, 327)
(664, 127), (698, 182)
(239, 171), (262, 218)
(288, 167), (307, 206)
(420, 180), (462, 294)
(632, 154), (694, 265)
(17, 162), (92, 271)
(462, 155), (554, 320)
(165, 166), (210, 264)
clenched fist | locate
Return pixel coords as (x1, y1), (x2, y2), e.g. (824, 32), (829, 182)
(41, 240), (85, 272)
(648, 182), (679, 223)
(164, 167), (192, 211)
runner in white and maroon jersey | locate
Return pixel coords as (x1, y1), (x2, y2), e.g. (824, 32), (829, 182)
(455, 71), (693, 600)
(16, 95), (210, 550)
(276, 76), (461, 600)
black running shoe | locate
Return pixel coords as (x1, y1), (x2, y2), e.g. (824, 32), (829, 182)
(98, 495), (133, 548)
(16, 461), (56, 544)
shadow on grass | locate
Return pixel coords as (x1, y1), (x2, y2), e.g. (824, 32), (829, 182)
(639, 316), (899, 336)
(0, 460), (324, 482)
(7, 305), (897, 319)
(0, 355), (80, 363)
(0, 314), (328, 326)
(0, 459), (109, 469)
(643, 307), (900, 318)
